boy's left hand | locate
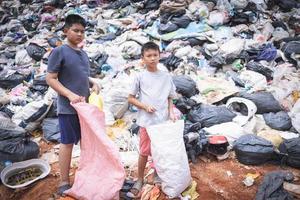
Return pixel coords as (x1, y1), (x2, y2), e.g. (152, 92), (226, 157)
(91, 83), (100, 94)
(169, 111), (178, 122)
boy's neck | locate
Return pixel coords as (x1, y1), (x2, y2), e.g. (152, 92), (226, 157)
(146, 66), (158, 72)
(67, 41), (80, 50)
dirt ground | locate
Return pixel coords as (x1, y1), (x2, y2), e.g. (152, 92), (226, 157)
(1, 141), (300, 200)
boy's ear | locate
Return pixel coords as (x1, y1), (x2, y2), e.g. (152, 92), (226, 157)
(63, 27), (69, 34)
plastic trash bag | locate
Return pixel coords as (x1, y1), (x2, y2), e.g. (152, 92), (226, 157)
(0, 117), (39, 162)
(256, 171), (294, 200)
(290, 99), (300, 133)
(239, 70), (267, 90)
(233, 134), (276, 165)
(42, 118), (60, 142)
(12, 100), (52, 131)
(26, 43), (47, 61)
(188, 104), (236, 128)
(15, 49), (32, 66)
(246, 61), (273, 81)
(66, 102), (125, 200)
(263, 111), (292, 131)
(0, 116), (25, 140)
(257, 130), (283, 148)
(146, 120), (192, 198)
(226, 97), (257, 126)
(160, 54), (182, 71)
(256, 43), (277, 62)
(174, 97), (197, 114)
(230, 0), (248, 9)
(172, 75), (199, 98)
(204, 122), (245, 145)
(239, 92), (282, 114)
(89, 92), (104, 111)
(0, 70), (31, 90)
(279, 138), (300, 169)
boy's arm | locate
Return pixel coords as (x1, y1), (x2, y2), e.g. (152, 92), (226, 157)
(89, 77), (100, 94)
(128, 94), (156, 113)
(46, 72), (85, 103)
(168, 97), (177, 121)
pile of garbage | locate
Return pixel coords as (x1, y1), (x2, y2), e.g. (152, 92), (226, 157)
(0, 0), (300, 188)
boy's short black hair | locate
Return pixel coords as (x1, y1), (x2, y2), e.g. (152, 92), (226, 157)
(141, 42), (160, 56)
(64, 14), (86, 29)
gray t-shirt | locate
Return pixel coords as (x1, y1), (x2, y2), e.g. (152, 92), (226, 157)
(129, 70), (176, 127)
(47, 44), (90, 114)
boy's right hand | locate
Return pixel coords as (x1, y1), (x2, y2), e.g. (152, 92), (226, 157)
(144, 105), (156, 113)
(68, 93), (85, 104)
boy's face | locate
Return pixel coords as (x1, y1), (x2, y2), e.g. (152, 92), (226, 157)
(142, 49), (160, 70)
(64, 23), (85, 46)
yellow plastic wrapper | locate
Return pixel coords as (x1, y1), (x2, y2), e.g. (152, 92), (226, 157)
(88, 92), (103, 111)
(182, 180), (199, 200)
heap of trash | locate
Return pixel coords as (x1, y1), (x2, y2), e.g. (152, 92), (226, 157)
(0, 0), (300, 198)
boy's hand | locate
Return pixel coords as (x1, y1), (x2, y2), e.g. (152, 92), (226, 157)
(169, 111), (178, 122)
(91, 83), (100, 94)
(68, 93), (85, 103)
(144, 105), (156, 113)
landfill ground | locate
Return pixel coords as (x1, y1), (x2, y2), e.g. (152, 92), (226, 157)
(1, 140), (300, 200)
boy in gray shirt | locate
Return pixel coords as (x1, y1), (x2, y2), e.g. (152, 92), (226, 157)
(127, 42), (177, 197)
(46, 14), (99, 196)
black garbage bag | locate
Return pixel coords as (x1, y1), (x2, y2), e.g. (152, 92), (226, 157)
(0, 138), (39, 162)
(209, 54), (226, 69)
(42, 118), (61, 142)
(188, 104), (236, 128)
(22, 15), (40, 32)
(226, 71), (245, 87)
(20, 0), (33, 3)
(104, 0), (130, 9)
(18, 103), (51, 129)
(273, 0), (300, 12)
(139, 0), (162, 13)
(172, 75), (199, 98)
(282, 41), (300, 68)
(256, 171), (294, 200)
(158, 22), (179, 34)
(0, 70), (31, 89)
(0, 117), (39, 162)
(160, 55), (182, 71)
(46, 0), (66, 9)
(129, 119), (140, 135)
(272, 21), (288, 31)
(246, 61), (273, 81)
(185, 129), (208, 163)
(175, 97), (197, 114)
(230, 12), (250, 26)
(0, 117), (26, 140)
(31, 74), (49, 93)
(263, 111), (292, 131)
(279, 138), (300, 169)
(95, 53), (109, 69)
(233, 134), (276, 165)
(184, 120), (202, 134)
(239, 92), (282, 114)
(0, 106), (15, 118)
(185, 38), (206, 46)
(171, 15), (191, 29)
(46, 98), (57, 118)
(26, 43), (47, 61)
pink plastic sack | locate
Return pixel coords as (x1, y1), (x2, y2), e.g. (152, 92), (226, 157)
(66, 102), (125, 200)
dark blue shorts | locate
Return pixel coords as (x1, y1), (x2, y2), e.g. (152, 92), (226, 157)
(58, 114), (81, 144)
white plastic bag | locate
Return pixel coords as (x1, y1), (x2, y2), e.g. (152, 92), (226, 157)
(146, 120), (191, 198)
(290, 99), (300, 133)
